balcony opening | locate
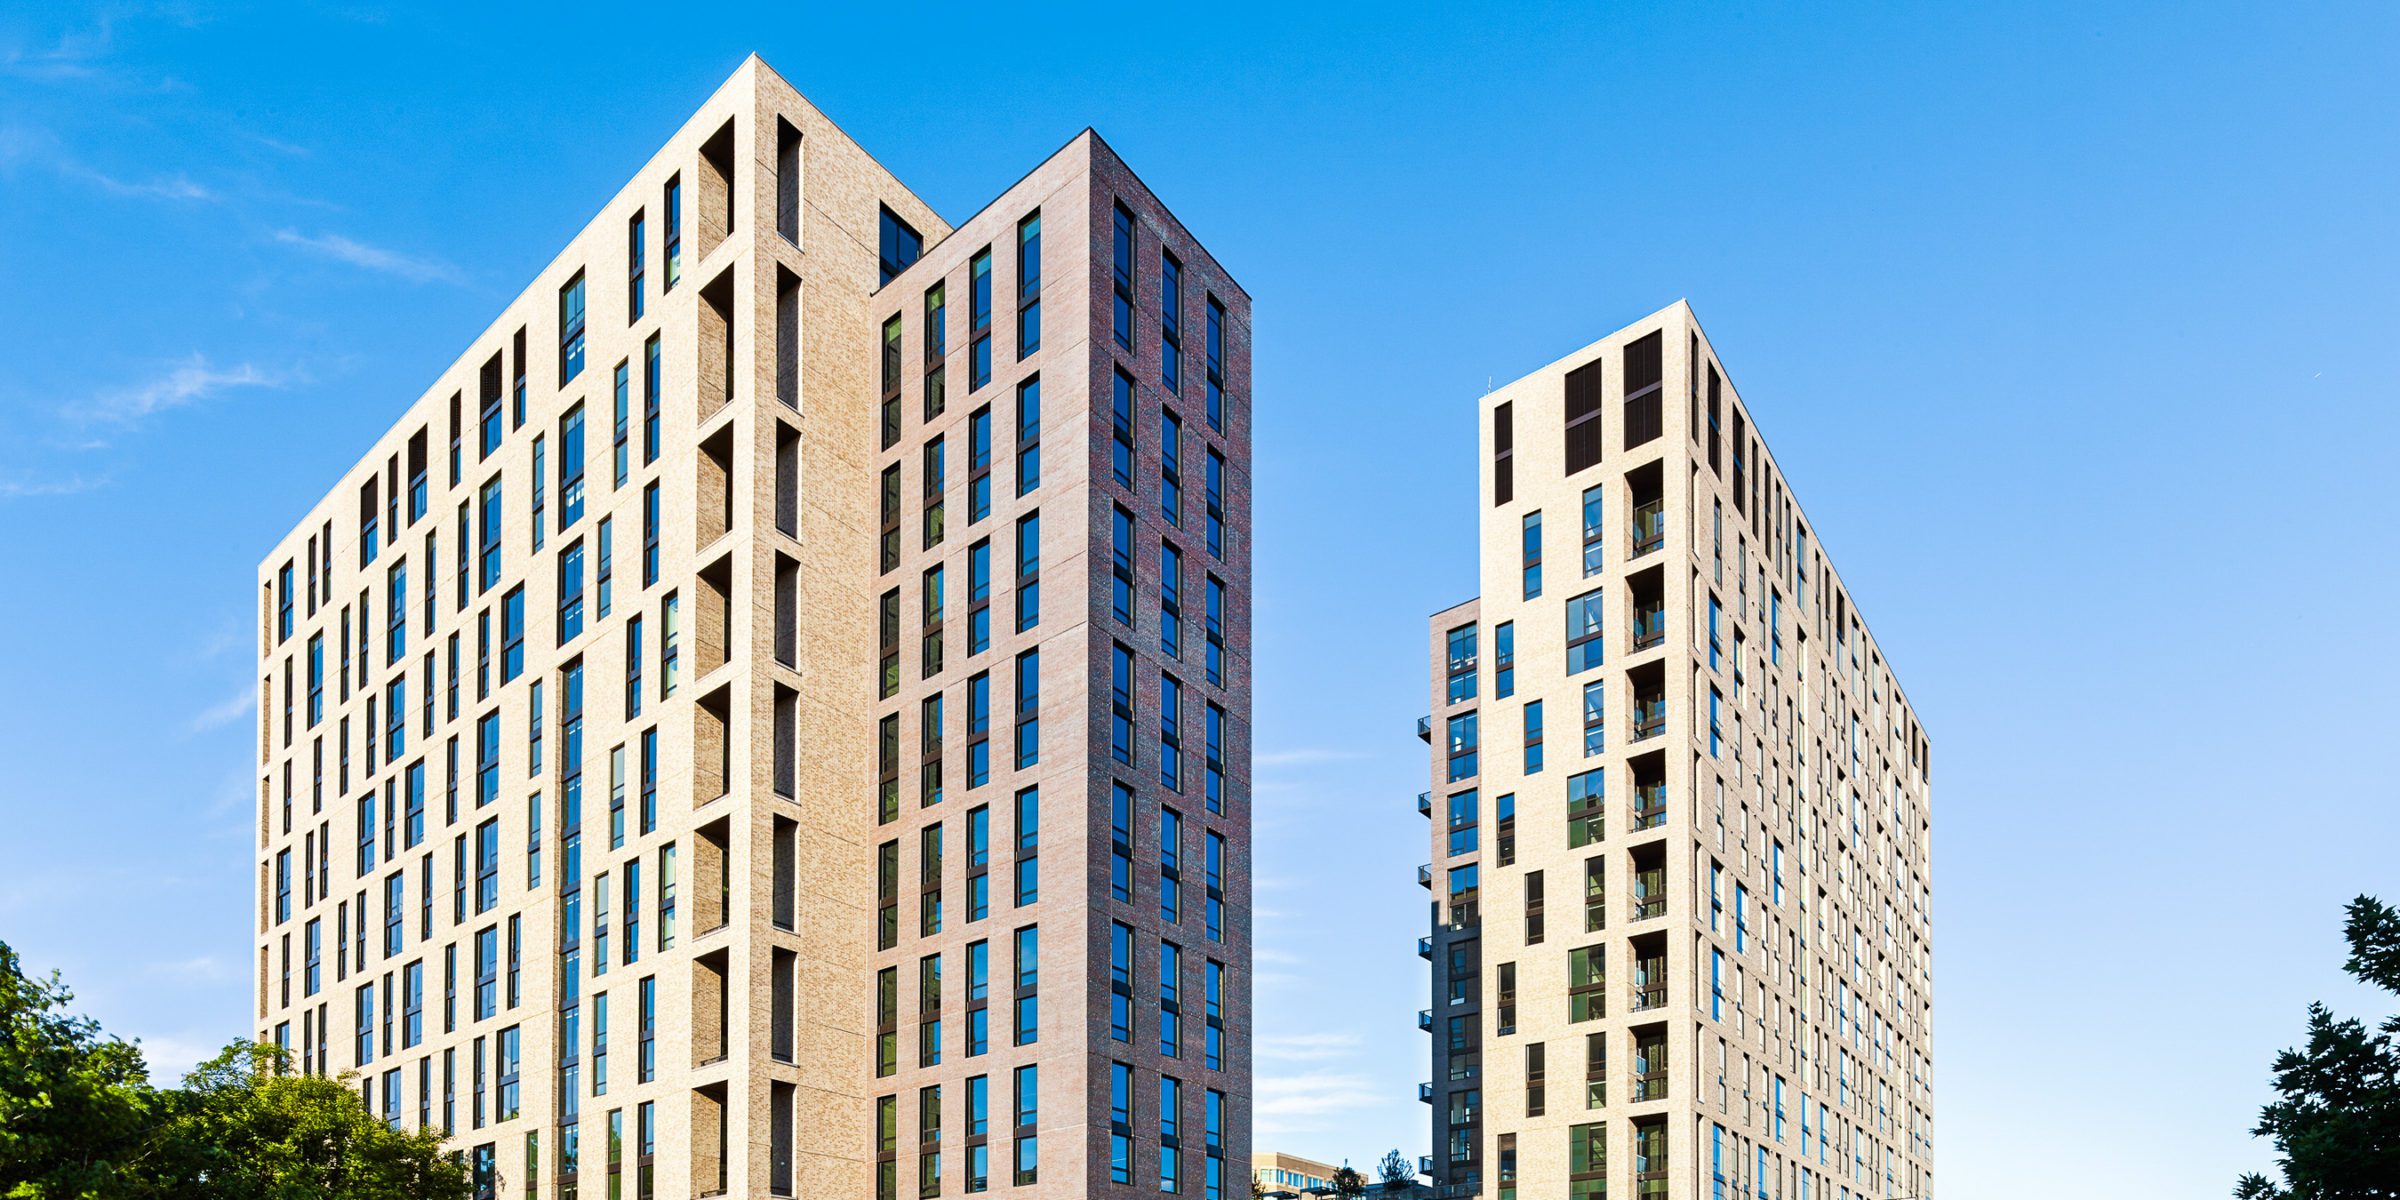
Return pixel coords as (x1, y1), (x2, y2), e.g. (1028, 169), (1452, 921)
(1631, 1023), (1670, 1102)
(698, 421), (734, 548)
(770, 948), (797, 1063)
(693, 684), (730, 805)
(774, 117), (801, 246)
(691, 1078), (729, 1196)
(1630, 931), (1668, 1014)
(698, 269), (735, 421)
(772, 682), (796, 796)
(771, 815), (796, 930)
(1627, 461), (1664, 559)
(696, 816), (731, 934)
(696, 553), (732, 675)
(697, 117), (735, 260)
(1629, 661), (1666, 745)
(769, 1079), (796, 1195)
(775, 267), (800, 411)
(1628, 565), (1665, 652)
(1630, 749), (1668, 831)
(693, 949), (730, 1065)
(1629, 843), (1666, 922)
(774, 553), (798, 666)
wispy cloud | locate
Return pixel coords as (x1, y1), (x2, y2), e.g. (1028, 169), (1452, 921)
(273, 228), (464, 285)
(78, 165), (212, 201)
(0, 469), (108, 499)
(1255, 1070), (1385, 1134)
(1257, 747), (1367, 768)
(187, 686), (254, 735)
(1259, 1031), (1363, 1062)
(74, 353), (285, 428)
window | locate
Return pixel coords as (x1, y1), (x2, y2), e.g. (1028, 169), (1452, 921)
(1523, 700), (1544, 774)
(1111, 505), (1135, 625)
(641, 482), (660, 587)
(664, 177), (684, 289)
(1522, 512), (1543, 599)
(1013, 650), (1039, 770)
(1160, 542), (1182, 658)
(1014, 376), (1041, 496)
(1204, 704), (1225, 815)
(967, 539), (991, 656)
(968, 407), (992, 524)
(559, 272), (587, 385)
(1110, 645), (1135, 767)
(1160, 250), (1182, 393)
(1109, 1062), (1134, 1183)
(878, 205), (922, 285)
(1204, 835), (1225, 943)
(1111, 203), (1136, 350)
(1493, 400), (1515, 505)
(1581, 485), (1605, 576)
(1446, 711), (1478, 782)
(1204, 450), (1225, 559)
(1013, 788), (1038, 908)
(965, 672), (989, 788)
(596, 518), (614, 618)
(1109, 923), (1134, 1043)
(1567, 769), (1603, 848)
(1204, 577), (1225, 688)
(969, 247), (993, 390)
(1582, 680), (1606, 757)
(1111, 370), (1135, 490)
(1012, 926), (1039, 1047)
(1493, 621), (1514, 699)
(557, 541), (585, 644)
(1015, 513), (1040, 633)
(477, 477), (502, 593)
(1013, 1065), (1040, 1186)
(1204, 296), (1226, 431)
(1161, 410), (1182, 527)
(1564, 356), (1603, 474)
(642, 336), (661, 466)
(500, 588), (525, 682)
(1445, 624), (1477, 704)
(1567, 589), (1604, 674)
(626, 211), (646, 320)
(559, 404), (586, 528)
(923, 436), (947, 550)
(1016, 211), (1041, 358)
(1109, 782), (1134, 903)
(1159, 674), (1183, 791)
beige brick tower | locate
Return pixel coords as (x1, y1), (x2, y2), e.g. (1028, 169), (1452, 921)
(1419, 303), (1933, 1200)
(251, 55), (1253, 1200)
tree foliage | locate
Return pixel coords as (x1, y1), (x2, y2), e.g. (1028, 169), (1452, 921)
(2235, 895), (2400, 1199)
(0, 940), (468, 1200)
(1330, 1164), (1367, 1198)
(1375, 1148), (1416, 1188)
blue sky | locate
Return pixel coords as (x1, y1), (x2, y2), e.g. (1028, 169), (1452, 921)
(2, 3), (2395, 1196)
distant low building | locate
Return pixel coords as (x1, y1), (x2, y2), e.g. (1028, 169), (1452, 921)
(1253, 1150), (1342, 1195)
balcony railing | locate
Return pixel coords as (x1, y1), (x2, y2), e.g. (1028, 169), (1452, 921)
(1631, 500), (1665, 557)
(1632, 785), (1667, 831)
(1418, 863), (1434, 888)
(1418, 1082), (1434, 1103)
(1418, 1008), (1434, 1031)
(1418, 936), (1434, 960)
(1417, 715), (1433, 742)
(1632, 893), (1666, 921)
(1633, 1072), (1669, 1102)
(1631, 608), (1665, 650)
(1632, 699), (1666, 742)
(1418, 791), (1433, 817)
(1632, 980), (1666, 1012)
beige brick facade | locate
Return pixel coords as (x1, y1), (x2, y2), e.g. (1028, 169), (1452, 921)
(252, 55), (1252, 1200)
(1421, 303), (1933, 1200)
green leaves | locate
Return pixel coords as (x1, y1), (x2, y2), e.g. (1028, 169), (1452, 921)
(2235, 895), (2400, 1199)
(0, 943), (468, 1200)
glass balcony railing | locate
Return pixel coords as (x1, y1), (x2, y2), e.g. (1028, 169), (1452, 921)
(1632, 699), (1666, 742)
(1418, 791), (1433, 817)
(1631, 607), (1666, 650)
(1634, 1072), (1668, 1102)
(1417, 715), (1433, 741)
(1632, 784), (1667, 830)
(1418, 936), (1434, 959)
(1419, 1082), (1435, 1103)
(1418, 1008), (1434, 1031)
(1632, 891), (1666, 921)
(1632, 500), (1666, 557)
(1418, 863), (1434, 888)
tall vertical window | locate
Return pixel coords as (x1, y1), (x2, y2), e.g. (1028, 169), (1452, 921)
(596, 518), (614, 619)
(1204, 834), (1225, 943)
(1446, 711), (1478, 782)
(1445, 624), (1477, 704)
(1204, 577), (1225, 689)
(558, 541), (586, 644)
(1012, 650), (1039, 770)
(923, 436), (947, 550)
(1204, 296), (1226, 432)
(478, 478), (502, 593)
(559, 405), (586, 529)
(1012, 926), (1039, 1047)
(559, 272), (587, 385)
(924, 282), (947, 420)
(1014, 377), (1041, 495)
(1111, 203), (1136, 350)
(880, 315), (903, 452)
(968, 407), (992, 524)
(500, 587), (525, 682)
(968, 248), (993, 391)
(1016, 211), (1041, 358)
(1111, 506), (1135, 625)
(1493, 401), (1514, 506)
(1109, 783), (1134, 903)
(1203, 703), (1224, 816)
(664, 177), (683, 289)
(1522, 512), (1543, 599)
(965, 672), (989, 789)
(1581, 484), (1605, 576)
(641, 483), (660, 587)
(1565, 356), (1604, 474)
(612, 363), (631, 489)
(1109, 923), (1135, 1043)
(1109, 645), (1134, 767)
(1204, 450), (1225, 560)
(1493, 621), (1514, 699)
(626, 210), (646, 321)
(1159, 251), (1183, 393)
(1160, 411), (1182, 527)
(1523, 700), (1545, 774)
(642, 336), (661, 466)
(1159, 674), (1183, 792)
(1567, 589), (1605, 674)
(1012, 788), (1038, 908)
(1014, 513), (1040, 633)
(1160, 542), (1183, 659)
(966, 539), (991, 656)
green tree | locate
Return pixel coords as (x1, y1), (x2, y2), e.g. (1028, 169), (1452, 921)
(2235, 895), (2400, 1199)
(155, 1042), (469, 1200)
(0, 939), (469, 1200)
(1330, 1164), (1367, 1198)
(0, 940), (164, 1198)
(1375, 1148), (1415, 1189)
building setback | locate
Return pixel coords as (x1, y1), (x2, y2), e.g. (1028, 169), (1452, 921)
(1419, 303), (1932, 1200)
(250, 54), (1254, 1200)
